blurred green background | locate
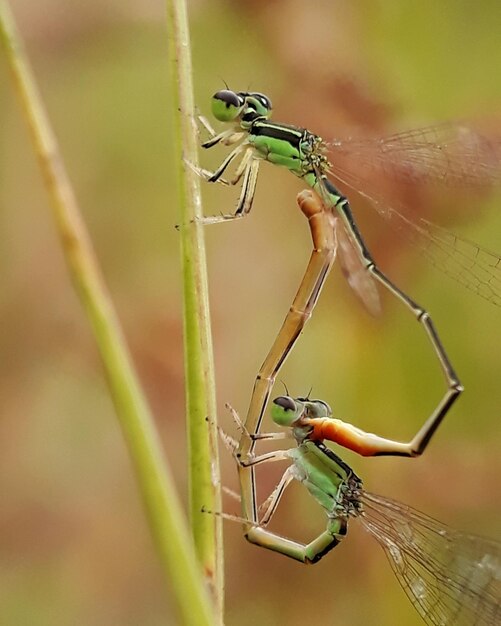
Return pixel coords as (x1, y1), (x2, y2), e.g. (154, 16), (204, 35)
(1, 1), (500, 624)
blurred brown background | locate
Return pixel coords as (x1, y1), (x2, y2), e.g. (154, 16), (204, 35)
(1, 1), (500, 624)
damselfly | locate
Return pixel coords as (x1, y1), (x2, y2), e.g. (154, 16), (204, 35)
(220, 395), (501, 626)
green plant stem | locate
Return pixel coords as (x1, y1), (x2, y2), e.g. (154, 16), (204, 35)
(0, 3), (215, 624)
(166, 0), (224, 617)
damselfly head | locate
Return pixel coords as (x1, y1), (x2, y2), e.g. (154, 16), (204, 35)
(211, 89), (272, 126)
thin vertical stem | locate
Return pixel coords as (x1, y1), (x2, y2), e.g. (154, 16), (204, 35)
(165, 0), (224, 618)
(0, 3), (215, 624)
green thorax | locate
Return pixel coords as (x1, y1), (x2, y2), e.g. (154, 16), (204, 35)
(290, 439), (363, 517)
(248, 119), (328, 179)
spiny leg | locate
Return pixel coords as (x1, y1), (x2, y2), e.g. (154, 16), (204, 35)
(198, 114), (245, 148)
(197, 114), (217, 140)
(206, 142), (248, 183)
(185, 145), (252, 191)
(234, 156), (260, 216)
(213, 457), (343, 563)
(229, 146), (253, 185)
(196, 145), (260, 224)
(215, 410), (300, 535)
(258, 465), (296, 526)
(192, 116), (248, 185)
(242, 462), (342, 564)
(237, 190), (338, 524)
(225, 401), (288, 444)
(225, 430), (345, 564)
(197, 115), (262, 222)
(207, 411), (286, 513)
(222, 404), (292, 468)
(197, 115), (244, 147)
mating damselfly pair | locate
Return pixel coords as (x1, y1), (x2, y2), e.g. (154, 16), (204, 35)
(196, 89), (501, 624)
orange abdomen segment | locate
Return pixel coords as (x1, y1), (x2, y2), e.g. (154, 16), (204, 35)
(307, 418), (380, 457)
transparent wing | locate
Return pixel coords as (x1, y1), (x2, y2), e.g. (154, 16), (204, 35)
(336, 219), (381, 316)
(401, 216), (501, 305)
(327, 122), (501, 188)
(323, 123), (501, 306)
(358, 491), (501, 626)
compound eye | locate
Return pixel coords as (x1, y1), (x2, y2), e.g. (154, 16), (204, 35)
(255, 93), (272, 112)
(240, 92), (272, 121)
(311, 400), (332, 417)
(273, 396), (296, 412)
(211, 90), (244, 122)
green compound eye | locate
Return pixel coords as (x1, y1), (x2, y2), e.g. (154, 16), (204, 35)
(211, 90), (244, 122)
(271, 395), (300, 427)
(243, 92), (272, 118)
